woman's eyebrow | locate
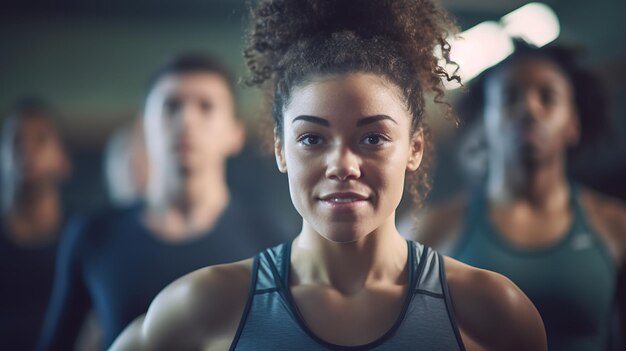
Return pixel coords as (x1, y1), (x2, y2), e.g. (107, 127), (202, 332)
(292, 114), (397, 127)
(292, 115), (330, 127)
(357, 115), (397, 126)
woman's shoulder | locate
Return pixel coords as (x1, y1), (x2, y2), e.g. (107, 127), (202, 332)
(580, 187), (626, 263)
(167, 258), (255, 309)
(443, 256), (547, 351)
(580, 186), (626, 222)
(151, 258), (254, 333)
(111, 258), (255, 351)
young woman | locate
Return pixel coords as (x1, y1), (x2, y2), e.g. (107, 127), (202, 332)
(418, 41), (626, 350)
(111, 1), (546, 350)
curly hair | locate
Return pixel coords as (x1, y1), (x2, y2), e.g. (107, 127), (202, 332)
(244, 0), (460, 210)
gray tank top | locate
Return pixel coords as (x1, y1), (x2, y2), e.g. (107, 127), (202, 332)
(230, 240), (465, 350)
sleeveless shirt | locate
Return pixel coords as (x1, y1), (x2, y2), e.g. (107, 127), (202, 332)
(231, 240), (465, 350)
(453, 184), (617, 351)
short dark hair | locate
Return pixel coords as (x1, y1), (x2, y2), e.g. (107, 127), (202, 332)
(5, 96), (58, 121)
(146, 53), (237, 99)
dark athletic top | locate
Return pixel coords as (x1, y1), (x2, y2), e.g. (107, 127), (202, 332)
(0, 227), (57, 351)
(453, 184), (617, 351)
(38, 200), (289, 351)
(231, 240), (465, 351)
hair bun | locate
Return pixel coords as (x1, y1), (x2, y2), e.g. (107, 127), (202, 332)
(246, 0), (458, 88)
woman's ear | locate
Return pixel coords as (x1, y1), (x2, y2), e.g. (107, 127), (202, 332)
(407, 128), (424, 171)
(274, 127), (287, 173)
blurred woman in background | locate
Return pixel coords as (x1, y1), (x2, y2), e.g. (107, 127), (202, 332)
(418, 41), (626, 351)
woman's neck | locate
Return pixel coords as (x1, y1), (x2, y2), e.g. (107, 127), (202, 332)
(487, 153), (569, 210)
(291, 215), (408, 295)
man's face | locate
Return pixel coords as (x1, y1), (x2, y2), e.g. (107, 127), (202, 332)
(144, 72), (243, 176)
(16, 115), (70, 184)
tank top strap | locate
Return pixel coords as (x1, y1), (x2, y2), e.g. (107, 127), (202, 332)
(569, 182), (593, 232)
(229, 242), (293, 351)
(255, 241), (291, 291)
(229, 255), (260, 351)
(412, 242), (444, 296)
(568, 182), (616, 270)
(409, 241), (467, 350)
(255, 247), (277, 291)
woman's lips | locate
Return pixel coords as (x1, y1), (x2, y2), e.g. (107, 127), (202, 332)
(318, 192), (370, 210)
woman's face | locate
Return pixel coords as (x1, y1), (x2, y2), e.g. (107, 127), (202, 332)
(277, 73), (423, 243)
(483, 56), (579, 165)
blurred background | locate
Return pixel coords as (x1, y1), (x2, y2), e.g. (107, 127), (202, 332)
(0, 0), (624, 216)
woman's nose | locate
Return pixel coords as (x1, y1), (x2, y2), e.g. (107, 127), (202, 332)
(325, 145), (361, 181)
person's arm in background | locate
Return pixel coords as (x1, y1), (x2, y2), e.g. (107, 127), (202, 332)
(583, 189), (626, 346)
(617, 269), (626, 347)
(600, 198), (626, 344)
(38, 215), (93, 351)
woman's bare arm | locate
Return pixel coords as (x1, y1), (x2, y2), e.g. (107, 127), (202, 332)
(445, 257), (547, 351)
(109, 259), (253, 351)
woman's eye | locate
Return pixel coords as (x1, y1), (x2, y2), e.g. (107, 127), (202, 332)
(298, 134), (323, 146)
(362, 134), (386, 145)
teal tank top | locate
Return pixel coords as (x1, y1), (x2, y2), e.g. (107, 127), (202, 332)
(230, 240), (465, 350)
(453, 184), (617, 351)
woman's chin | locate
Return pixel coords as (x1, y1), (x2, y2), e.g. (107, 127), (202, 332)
(301, 215), (384, 244)
(317, 225), (374, 244)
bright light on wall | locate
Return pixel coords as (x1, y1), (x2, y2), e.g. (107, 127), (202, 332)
(443, 21), (514, 89)
(441, 2), (560, 89)
(501, 2), (560, 47)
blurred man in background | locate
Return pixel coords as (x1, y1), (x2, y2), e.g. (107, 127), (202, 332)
(39, 53), (289, 351)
